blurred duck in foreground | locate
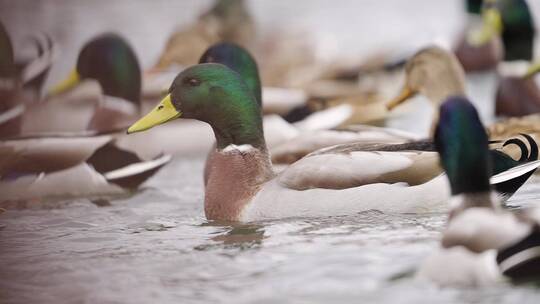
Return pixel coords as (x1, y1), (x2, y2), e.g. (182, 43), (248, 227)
(126, 63), (538, 222)
(0, 20), (55, 138)
(0, 33), (170, 203)
(418, 98), (540, 285)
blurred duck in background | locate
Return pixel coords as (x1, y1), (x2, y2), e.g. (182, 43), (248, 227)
(455, 0), (540, 117)
(126, 62), (538, 221)
(455, 0), (534, 73)
(154, 0), (255, 70)
(454, 0), (504, 72)
(151, 0), (399, 124)
(32, 33), (142, 133)
(0, 20), (55, 138)
(0, 31), (170, 203)
(418, 98), (540, 286)
(386, 46), (540, 153)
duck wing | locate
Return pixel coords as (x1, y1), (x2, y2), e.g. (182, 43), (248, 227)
(270, 126), (420, 164)
(0, 135), (112, 177)
(278, 147), (440, 191)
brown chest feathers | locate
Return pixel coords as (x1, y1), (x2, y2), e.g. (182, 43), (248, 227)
(204, 146), (274, 221)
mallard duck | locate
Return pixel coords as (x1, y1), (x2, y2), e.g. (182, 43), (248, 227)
(455, 0), (534, 73)
(0, 33), (171, 203)
(387, 46), (467, 116)
(386, 46), (540, 161)
(387, 46), (540, 149)
(26, 33), (142, 134)
(454, 0), (540, 116)
(0, 20), (55, 138)
(199, 42), (418, 165)
(126, 64), (539, 222)
(417, 98), (540, 285)
(153, 0), (254, 70)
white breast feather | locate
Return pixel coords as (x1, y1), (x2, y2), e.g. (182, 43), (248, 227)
(222, 144), (256, 153)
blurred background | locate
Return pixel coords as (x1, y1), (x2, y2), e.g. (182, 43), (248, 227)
(0, 0), (476, 89)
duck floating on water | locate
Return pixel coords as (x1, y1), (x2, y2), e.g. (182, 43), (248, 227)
(127, 63), (539, 222)
(0, 33), (170, 203)
(388, 46), (540, 139)
(31, 33), (143, 133)
(418, 98), (540, 285)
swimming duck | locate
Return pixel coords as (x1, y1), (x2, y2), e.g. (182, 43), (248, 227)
(126, 64), (539, 222)
(153, 0), (255, 70)
(455, 0), (534, 73)
(0, 20), (55, 138)
(0, 33), (171, 203)
(388, 46), (536, 127)
(199, 42), (418, 165)
(417, 98), (540, 285)
(386, 46), (540, 162)
(29, 33), (142, 134)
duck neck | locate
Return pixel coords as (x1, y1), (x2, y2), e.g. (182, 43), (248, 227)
(448, 191), (497, 219)
(204, 144), (274, 221)
(201, 89), (266, 152)
(211, 122), (266, 152)
(499, 0), (534, 62)
(425, 77), (466, 107)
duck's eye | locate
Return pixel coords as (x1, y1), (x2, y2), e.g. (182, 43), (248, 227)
(157, 105), (164, 110)
(184, 77), (201, 87)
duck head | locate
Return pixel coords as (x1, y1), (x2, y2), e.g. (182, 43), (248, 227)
(434, 96), (492, 198)
(199, 42), (261, 106)
(50, 33), (141, 106)
(387, 46), (466, 110)
(128, 63), (265, 150)
(470, 0), (534, 61)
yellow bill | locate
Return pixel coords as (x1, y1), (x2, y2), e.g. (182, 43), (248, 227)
(127, 94), (181, 134)
(467, 7), (503, 46)
(386, 87), (417, 111)
(524, 62), (540, 79)
(49, 69), (81, 96)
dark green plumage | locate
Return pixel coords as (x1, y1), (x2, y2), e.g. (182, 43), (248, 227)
(493, 0), (535, 61)
(466, 0), (484, 15)
(435, 96), (492, 195)
(199, 42), (262, 107)
(77, 33), (141, 104)
(168, 63), (264, 150)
